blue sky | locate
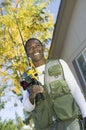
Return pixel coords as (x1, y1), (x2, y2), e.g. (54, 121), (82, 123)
(44, 0), (61, 54)
(48, 0), (61, 22)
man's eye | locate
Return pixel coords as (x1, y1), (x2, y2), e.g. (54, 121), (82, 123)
(37, 44), (40, 47)
(29, 47), (33, 50)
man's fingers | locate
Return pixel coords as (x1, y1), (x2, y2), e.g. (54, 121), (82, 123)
(33, 85), (44, 94)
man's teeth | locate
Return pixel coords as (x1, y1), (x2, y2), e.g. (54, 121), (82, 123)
(34, 53), (39, 56)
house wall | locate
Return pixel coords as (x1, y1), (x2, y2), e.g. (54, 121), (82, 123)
(61, 0), (86, 91)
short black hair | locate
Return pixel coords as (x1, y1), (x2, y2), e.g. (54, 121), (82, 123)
(25, 38), (43, 53)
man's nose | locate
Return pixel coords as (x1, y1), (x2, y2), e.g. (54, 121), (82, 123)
(33, 46), (38, 51)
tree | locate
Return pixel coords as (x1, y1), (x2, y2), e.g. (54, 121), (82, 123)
(0, 0), (54, 94)
(0, 120), (18, 130)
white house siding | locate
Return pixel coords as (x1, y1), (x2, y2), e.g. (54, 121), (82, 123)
(61, 0), (86, 91)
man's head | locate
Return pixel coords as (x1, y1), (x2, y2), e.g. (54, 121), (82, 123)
(25, 38), (45, 67)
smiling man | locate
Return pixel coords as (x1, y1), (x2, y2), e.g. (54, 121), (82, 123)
(22, 38), (86, 130)
(25, 38), (45, 67)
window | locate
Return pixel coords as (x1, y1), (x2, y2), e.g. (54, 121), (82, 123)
(73, 48), (86, 91)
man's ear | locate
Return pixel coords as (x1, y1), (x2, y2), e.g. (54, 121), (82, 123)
(43, 46), (45, 52)
(26, 50), (30, 57)
(42, 44), (45, 51)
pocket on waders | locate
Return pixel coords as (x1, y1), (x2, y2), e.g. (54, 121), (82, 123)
(49, 80), (80, 120)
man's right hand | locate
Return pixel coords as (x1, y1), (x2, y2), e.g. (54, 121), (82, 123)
(33, 85), (44, 95)
(29, 85), (44, 104)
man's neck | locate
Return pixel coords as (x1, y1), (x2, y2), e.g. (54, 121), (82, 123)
(33, 59), (46, 67)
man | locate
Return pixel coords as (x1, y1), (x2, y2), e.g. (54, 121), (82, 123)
(22, 38), (86, 130)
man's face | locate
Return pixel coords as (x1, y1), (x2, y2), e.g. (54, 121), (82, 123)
(27, 40), (44, 62)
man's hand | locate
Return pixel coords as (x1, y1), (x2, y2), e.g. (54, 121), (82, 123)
(29, 85), (44, 104)
(32, 85), (44, 96)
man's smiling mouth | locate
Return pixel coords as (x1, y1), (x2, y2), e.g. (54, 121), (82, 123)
(34, 52), (40, 56)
